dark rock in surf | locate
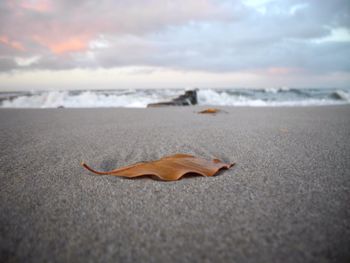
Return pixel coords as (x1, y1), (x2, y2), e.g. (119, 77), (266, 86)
(148, 90), (198, 107)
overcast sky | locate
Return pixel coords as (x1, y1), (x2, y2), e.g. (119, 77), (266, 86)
(0, 0), (349, 90)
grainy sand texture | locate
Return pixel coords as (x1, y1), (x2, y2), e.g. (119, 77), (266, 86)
(1, 106), (350, 263)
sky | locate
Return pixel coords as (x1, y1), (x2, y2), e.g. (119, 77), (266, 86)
(0, 0), (349, 91)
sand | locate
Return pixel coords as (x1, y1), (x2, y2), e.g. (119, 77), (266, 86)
(0, 106), (349, 262)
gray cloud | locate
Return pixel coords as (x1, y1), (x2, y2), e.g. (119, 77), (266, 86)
(0, 0), (349, 74)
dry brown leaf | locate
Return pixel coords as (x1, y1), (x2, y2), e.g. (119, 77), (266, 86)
(198, 108), (220, 114)
(81, 154), (234, 181)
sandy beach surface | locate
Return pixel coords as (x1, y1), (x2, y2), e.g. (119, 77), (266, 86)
(0, 106), (349, 263)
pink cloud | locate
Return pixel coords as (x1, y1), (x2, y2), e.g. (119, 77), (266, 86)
(2, 0), (227, 56)
(19, 0), (52, 13)
(0, 35), (25, 51)
(33, 35), (90, 54)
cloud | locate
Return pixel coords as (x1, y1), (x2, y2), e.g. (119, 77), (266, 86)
(0, 35), (25, 51)
(18, 0), (52, 13)
(15, 55), (40, 66)
(0, 0), (349, 76)
(33, 35), (90, 54)
(1, 0), (227, 52)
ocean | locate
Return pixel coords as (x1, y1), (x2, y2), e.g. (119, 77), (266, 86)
(0, 87), (349, 108)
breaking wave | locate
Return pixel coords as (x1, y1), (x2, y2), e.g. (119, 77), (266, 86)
(0, 87), (349, 108)
(0, 90), (183, 108)
(197, 88), (350, 106)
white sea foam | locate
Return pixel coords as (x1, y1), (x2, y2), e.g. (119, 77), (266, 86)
(1, 88), (349, 108)
(197, 89), (350, 107)
(333, 90), (350, 101)
(0, 90), (182, 108)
